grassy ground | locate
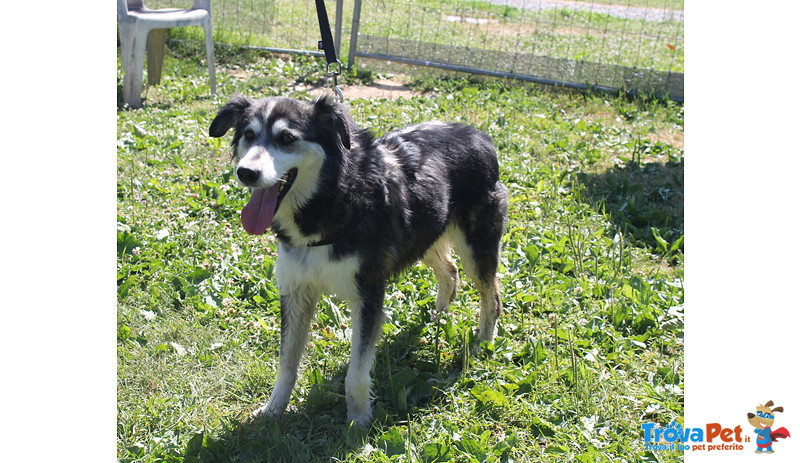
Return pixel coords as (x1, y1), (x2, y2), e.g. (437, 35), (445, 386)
(117, 42), (683, 462)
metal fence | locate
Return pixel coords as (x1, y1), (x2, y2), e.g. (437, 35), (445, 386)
(144, 0), (684, 101)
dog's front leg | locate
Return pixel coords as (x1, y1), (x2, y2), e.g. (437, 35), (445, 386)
(345, 292), (385, 427)
(252, 288), (320, 418)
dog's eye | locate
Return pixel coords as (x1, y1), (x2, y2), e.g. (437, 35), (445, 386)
(280, 132), (297, 144)
(244, 128), (256, 140)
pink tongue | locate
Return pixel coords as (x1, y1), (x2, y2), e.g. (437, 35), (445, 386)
(241, 185), (280, 235)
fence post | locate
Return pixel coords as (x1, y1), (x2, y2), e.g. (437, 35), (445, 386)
(334, 0), (343, 57)
(348, 0), (363, 69)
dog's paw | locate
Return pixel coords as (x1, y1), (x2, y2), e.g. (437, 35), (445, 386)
(347, 409), (373, 428)
(476, 320), (497, 343)
(476, 329), (495, 344)
(471, 329), (498, 355)
(250, 404), (281, 420)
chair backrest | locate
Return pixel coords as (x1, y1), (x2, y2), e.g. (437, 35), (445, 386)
(118, 0), (144, 11)
(117, 0), (144, 21)
(118, 0), (210, 18)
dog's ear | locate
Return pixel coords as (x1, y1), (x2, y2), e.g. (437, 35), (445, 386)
(209, 95), (253, 137)
(312, 96), (351, 150)
(772, 406), (784, 413)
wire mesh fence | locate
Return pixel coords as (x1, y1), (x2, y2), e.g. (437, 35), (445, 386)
(350, 0), (683, 100)
(146, 0), (327, 54)
(141, 0), (684, 101)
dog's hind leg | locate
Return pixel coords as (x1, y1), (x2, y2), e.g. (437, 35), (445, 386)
(345, 291), (385, 427)
(457, 242), (502, 342)
(475, 276), (503, 342)
(422, 237), (459, 322)
(252, 287), (320, 418)
(453, 184), (509, 342)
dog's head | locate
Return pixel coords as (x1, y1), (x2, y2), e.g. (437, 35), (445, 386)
(209, 95), (352, 235)
(747, 400), (784, 429)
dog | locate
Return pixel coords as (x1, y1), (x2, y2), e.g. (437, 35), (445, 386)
(209, 95), (509, 426)
(747, 400), (791, 453)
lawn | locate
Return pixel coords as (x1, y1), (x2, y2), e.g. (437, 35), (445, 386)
(117, 39), (684, 462)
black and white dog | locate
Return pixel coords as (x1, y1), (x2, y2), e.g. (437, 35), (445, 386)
(209, 95), (508, 426)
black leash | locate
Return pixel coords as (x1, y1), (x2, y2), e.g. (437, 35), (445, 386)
(314, 0), (344, 101)
(307, 0), (358, 248)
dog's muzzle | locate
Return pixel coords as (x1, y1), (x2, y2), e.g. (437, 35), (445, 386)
(239, 168), (297, 235)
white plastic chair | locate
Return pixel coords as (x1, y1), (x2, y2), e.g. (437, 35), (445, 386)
(117, 0), (217, 108)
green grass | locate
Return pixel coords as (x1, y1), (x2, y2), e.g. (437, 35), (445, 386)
(117, 43), (683, 462)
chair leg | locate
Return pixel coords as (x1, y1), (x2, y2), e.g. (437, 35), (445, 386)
(203, 20), (217, 95)
(146, 29), (167, 86)
(119, 22), (137, 106)
(118, 22), (135, 76)
(124, 26), (150, 108)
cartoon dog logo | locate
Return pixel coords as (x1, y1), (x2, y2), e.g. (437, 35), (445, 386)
(747, 400), (791, 454)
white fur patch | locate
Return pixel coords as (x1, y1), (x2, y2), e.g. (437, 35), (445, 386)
(380, 146), (403, 179)
(246, 119), (262, 137)
(275, 243), (361, 301)
(271, 118), (290, 138)
(396, 120), (450, 136)
(345, 361), (373, 426)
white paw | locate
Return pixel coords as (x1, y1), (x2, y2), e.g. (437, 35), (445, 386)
(477, 325), (496, 343)
(347, 409), (373, 428)
(250, 403), (281, 419)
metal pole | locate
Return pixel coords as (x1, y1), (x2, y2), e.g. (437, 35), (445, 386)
(334, 0), (343, 57)
(352, 51), (651, 99)
(352, 51), (682, 102)
(348, 0), (363, 69)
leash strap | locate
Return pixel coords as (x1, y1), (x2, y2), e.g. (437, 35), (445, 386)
(315, 0), (344, 101)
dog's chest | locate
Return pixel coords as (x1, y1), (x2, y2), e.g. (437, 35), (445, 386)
(275, 244), (361, 300)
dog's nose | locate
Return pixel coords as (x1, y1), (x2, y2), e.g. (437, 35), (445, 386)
(237, 166), (260, 186)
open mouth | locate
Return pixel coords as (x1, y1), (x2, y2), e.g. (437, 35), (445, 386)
(240, 168), (298, 235)
(276, 168), (297, 203)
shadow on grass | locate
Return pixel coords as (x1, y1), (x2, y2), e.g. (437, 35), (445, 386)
(184, 319), (469, 462)
(576, 157), (684, 262)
